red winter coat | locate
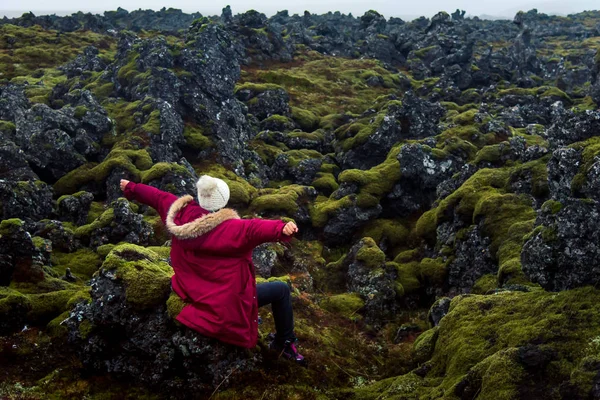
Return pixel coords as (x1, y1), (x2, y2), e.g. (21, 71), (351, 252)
(123, 182), (292, 348)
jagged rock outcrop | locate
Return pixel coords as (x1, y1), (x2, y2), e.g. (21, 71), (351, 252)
(0, 180), (54, 221)
(65, 245), (258, 395)
(0, 140), (38, 181)
(322, 201), (382, 246)
(0, 219), (45, 286)
(32, 220), (80, 253)
(545, 102), (600, 147)
(522, 198), (600, 291)
(385, 143), (459, 217)
(57, 191), (95, 226)
(343, 238), (397, 327)
(446, 225), (496, 294)
(546, 147), (581, 201)
(79, 198), (153, 248)
(60, 46), (107, 78)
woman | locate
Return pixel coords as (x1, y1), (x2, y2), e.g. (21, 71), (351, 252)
(119, 175), (305, 365)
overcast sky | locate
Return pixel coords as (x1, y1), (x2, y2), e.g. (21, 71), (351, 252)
(1, 0), (599, 20)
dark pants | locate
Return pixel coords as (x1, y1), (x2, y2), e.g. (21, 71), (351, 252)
(256, 281), (295, 343)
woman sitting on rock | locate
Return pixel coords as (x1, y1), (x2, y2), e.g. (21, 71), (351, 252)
(119, 176), (305, 365)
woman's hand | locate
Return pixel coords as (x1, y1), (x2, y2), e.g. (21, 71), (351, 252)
(120, 179), (130, 192)
(283, 221), (298, 236)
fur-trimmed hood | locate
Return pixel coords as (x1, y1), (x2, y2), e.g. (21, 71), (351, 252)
(166, 195), (240, 239)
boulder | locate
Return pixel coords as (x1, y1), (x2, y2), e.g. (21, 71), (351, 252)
(522, 198), (600, 291)
(65, 244), (258, 394)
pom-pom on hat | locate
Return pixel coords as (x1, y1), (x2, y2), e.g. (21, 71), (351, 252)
(196, 175), (230, 211)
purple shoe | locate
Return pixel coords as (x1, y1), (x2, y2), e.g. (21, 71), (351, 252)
(270, 337), (307, 367)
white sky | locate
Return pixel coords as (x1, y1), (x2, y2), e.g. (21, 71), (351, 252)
(1, 0), (598, 20)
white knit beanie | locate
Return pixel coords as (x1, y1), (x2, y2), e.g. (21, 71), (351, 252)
(196, 175), (230, 211)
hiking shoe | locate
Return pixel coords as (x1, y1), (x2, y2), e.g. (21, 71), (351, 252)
(270, 337), (307, 367)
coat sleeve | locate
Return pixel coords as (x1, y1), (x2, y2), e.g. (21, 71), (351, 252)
(123, 182), (178, 222)
(243, 219), (293, 249)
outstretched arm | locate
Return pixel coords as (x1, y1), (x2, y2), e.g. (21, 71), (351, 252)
(243, 219), (298, 249)
(120, 179), (178, 222)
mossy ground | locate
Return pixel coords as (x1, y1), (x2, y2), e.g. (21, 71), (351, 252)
(3, 13), (600, 400)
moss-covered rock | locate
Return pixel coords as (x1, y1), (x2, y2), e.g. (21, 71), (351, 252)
(26, 289), (79, 324)
(51, 249), (102, 280)
(166, 291), (186, 320)
(353, 286), (600, 399)
(0, 287), (32, 334)
(320, 293), (365, 320)
(100, 244), (173, 310)
(53, 148), (153, 195)
(412, 326), (439, 364)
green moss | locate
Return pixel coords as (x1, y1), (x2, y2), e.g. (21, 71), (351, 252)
(434, 288), (600, 392)
(249, 185), (306, 216)
(74, 207), (115, 238)
(54, 148), (153, 195)
(100, 244), (173, 310)
(473, 192), (535, 255)
(46, 310), (70, 338)
(362, 219), (409, 249)
(0, 218), (23, 234)
(26, 289), (78, 324)
(311, 172), (339, 195)
(78, 319), (93, 339)
(310, 195), (354, 228)
(291, 107), (320, 132)
(472, 274), (498, 294)
(473, 143), (512, 165)
(86, 202), (105, 224)
(541, 199), (563, 215)
(262, 114), (294, 127)
(183, 124), (212, 150)
(412, 327), (439, 363)
(414, 168), (535, 264)
(74, 106), (88, 119)
(355, 286), (600, 398)
(320, 293), (364, 320)
(570, 136), (600, 193)
(234, 82), (285, 93)
(452, 109), (478, 125)
(9, 276), (79, 295)
(1, 25), (115, 81)
(166, 291), (186, 320)
(141, 110), (160, 135)
(393, 257), (447, 295)
(66, 288), (91, 308)
(96, 243), (116, 258)
(0, 120), (16, 135)
(140, 162), (189, 183)
(51, 249), (102, 279)
(336, 146), (401, 203)
(355, 238), (386, 268)
(413, 45), (438, 59)
(239, 57), (401, 116)
(283, 148), (320, 167)
(88, 81), (115, 98)
(0, 287), (32, 319)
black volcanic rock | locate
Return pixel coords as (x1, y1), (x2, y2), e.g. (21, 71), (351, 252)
(0, 180), (54, 221)
(60, 46), (107, 78)
(545, 102), (600, 148)
(385, 143), (459, 217)
(546, 147), (581, 201)
(65, 245), (258, 395)
(522, 198), (600, 291)
(57, 191), (95, 226)
(344, 238), (398, 327)
(446, 225), (496, 294)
